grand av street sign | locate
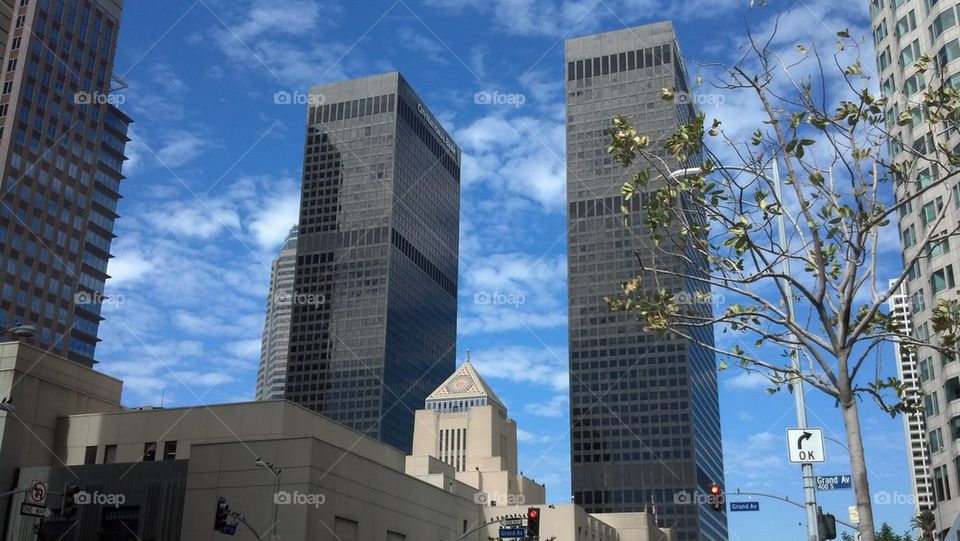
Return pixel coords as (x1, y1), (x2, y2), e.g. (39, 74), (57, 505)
(817, 475), (852, 490)
(730, 501), (760, 512)
(499, 527), (526, 538)
(786, 428), (825, 464)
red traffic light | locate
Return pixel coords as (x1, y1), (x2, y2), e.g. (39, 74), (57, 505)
(709, 484), (721, 495)
(529, 509), (538, 519)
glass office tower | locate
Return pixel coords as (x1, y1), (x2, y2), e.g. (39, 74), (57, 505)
(286, 72), (460, 453)
(565, 22), (727, 541)
(0, 0), (130, 366)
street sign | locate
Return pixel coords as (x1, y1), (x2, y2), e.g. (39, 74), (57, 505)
(221, 524), (237, 535)
(499, 527), (526, 538)
(502, 518), (524, 527)
(786, 428), (825, 463)
(20, 503), (47, 518)
(27, 480), (47, 506)
(730, 501), (760, 512)
(816, 475), (852, 490)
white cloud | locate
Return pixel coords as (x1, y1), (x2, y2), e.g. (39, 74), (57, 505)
(144, 198), (242, 240)
(421, 0), (746, 37)
(208, 0), (349, 88)
(459, 253), (567, 335)
(106, 252), (155, 287)
(524, 394), (568, 417)
(155, 131), (213, 168)
(457, 113), (566, 212)
(517, 428), (554, 444)
(724, 370), (772, 391)
(468, 345), (568, 391)
(247, 181), (300, 250)
(398, 27), (449, 64)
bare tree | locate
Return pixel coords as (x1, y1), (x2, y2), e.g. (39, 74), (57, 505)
(605, 26), (960, 541)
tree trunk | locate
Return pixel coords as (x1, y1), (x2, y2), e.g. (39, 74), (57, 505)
(842, 395), (876, 541)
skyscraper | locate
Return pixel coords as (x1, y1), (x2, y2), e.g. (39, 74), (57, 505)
(888, 279), (935, 515)
(870, 0), (960, 531)
(565, 22), (727, 541)
(286, 72), (460, 453)
(0, 0), (130, 366)
(256, 224), (298, 401)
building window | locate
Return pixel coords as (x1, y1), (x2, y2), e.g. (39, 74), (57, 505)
(920, 356), (935, 382)
(926, 392), (941, 418)
(83, 445), (97, 465)
(911, 289), (926, 313)
(143, 442), (156, 462)
(896, 10), (917, 38)
(103, 445), (117, 464)
(920, 196), (943, 226)
(931, 7), (958, 41)
(934, 465), (952, 502)
(930, 428), (945, 453)
(929, 233), (951, 258)
(902, 224), (917, 248)
(163, 441), (177, 460)
(931, 265), (956, 293)
(901, 39), (922, 66)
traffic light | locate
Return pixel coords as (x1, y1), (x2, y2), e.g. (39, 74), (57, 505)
(818, 507), (837, 540)
(62, 485), (80, 520)
(709, 484), (723, 512)
(214, 497), (230, 532)
(527, 507), (540, 537)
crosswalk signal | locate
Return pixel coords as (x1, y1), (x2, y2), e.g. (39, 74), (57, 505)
(709, 484), (723, 512)
(214, 497), (230, 532)
(527, 507), (540, 537)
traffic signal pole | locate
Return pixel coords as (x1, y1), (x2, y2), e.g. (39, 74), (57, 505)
(771, 160), (821, 541)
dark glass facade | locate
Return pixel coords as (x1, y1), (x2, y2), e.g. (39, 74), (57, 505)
(0, 0), (129, 366)
(286, 72), (460, 453)
(565, 22), (727, 541)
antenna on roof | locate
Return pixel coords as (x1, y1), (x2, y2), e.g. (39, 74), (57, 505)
(466, 349), (470, 363)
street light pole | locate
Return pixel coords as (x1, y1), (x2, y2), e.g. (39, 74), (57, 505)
(667, 164), (820, 540)
(255, 458), (281, 541)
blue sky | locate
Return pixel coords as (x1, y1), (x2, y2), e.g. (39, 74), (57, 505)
(94, 0), (917, 538)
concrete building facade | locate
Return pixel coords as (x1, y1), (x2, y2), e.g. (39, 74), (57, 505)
(286, 72), (460, 453)
(870, 0), (960, 533)
(0, 0), (131, 366)
(564, 21), (727, 541)
(0, 342), (675, 541)
(255, 224), (298, 401)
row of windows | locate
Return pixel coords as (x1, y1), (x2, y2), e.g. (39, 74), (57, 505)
(390, 228), (455, 297)
(567, 44), (673, 81)
(396, 97), (460, 180)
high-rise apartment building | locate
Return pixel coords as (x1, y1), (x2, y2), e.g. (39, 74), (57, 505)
(565, 22), (727, 541)
(286, 72), (460, 453)
(0, 0), (130, 366)
(871, 0), (960, 533)
(888, 279), (936, 515)
(255, 224), (298, 401)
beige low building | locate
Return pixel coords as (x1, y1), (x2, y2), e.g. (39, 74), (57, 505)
(0, 342), (675, 541)
(408, 359), (545, 506)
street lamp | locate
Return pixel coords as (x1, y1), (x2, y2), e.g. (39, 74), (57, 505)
(255, 457), (281, 541)
(664, 164), (820, 541)
(1, 323), (36, 341)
